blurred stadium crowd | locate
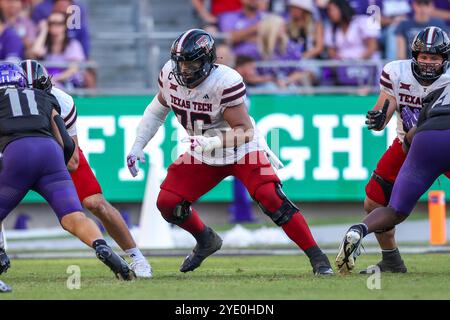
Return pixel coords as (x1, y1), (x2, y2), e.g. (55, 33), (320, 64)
(0, 0), (93, 89)
(192, 0), (450, 90)
(1, 0), (449, 92)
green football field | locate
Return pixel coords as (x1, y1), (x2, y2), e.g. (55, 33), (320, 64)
(1, 254), (449, 300)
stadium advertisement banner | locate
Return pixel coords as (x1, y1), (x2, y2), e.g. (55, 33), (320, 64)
(24, 95), (450, 202)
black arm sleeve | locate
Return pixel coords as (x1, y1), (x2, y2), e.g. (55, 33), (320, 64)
(53, 115), (75, 164)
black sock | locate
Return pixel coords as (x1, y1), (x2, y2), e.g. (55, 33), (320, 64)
(92, 239), (107, 249)
(304, 245), (324, 261)
(382, 248), (402, 262)
(193, 226), (211, 244)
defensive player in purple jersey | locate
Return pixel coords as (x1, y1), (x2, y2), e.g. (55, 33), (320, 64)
(336, 81), (450, 273)
(0, 63), (134, 281)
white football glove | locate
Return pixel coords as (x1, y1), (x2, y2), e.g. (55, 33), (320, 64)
(126, 146), (146, 177)
(181, 135), (222, 153)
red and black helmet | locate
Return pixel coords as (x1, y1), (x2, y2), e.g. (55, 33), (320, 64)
(170, 29), (217, 89)
(411, 26), (450, 82)
(20, 60), (53, 93)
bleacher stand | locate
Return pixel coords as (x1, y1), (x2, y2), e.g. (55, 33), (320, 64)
(0, 0), (447, 94)
(395, 0), (447, 59)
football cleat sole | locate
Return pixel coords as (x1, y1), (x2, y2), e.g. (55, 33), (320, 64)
(335, 230), (362, 274)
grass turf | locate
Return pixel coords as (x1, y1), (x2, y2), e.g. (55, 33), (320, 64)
(0, 254), (449, 300)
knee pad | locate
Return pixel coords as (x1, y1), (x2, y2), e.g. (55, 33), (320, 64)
(157, 190), (192, 224)
(254, 183), (298, 226)
(370, 172), (394, 205)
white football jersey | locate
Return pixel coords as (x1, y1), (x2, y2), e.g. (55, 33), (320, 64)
(51, 87), (77, 137)
(159, 60), (264, 165)
(380, 59), (450, 142)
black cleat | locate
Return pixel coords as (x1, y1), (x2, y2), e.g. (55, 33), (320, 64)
(359, 259), (407, 274)
(0, 280), (11, 293)
(311, 254), (334, 276)
(0, 248), (10, 275)
(180, 227), (222, 273)
(95, 245), (136, 280)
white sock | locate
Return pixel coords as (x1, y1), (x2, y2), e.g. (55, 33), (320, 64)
(125, 247), (146, 263)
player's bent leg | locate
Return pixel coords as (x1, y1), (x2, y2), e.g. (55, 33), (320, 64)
(157, 153), (229, 272)
(60, 212), (135, 280)
(0, 141), (47, 275)
(365, 196), (399, 253)
(35, 164), (135, 281)
(253, 182), (333, 275)
(60, 211), (104, 246)
(85, 195), (152, 278)
(0, 180), (32, 276)
(157, 189), (222, 273)
(74, 149), (151, 278)
(83, 194), (136, 250)
(363, 176), (407, 274)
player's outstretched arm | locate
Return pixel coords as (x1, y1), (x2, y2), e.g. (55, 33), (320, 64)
(127, 92), (170, 177)
(366, 91), (397, 131)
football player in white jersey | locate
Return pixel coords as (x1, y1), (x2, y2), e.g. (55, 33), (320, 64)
(360, 27), (450, 274)
(13, 60), (152, 278)
(127, 29), (333, 275)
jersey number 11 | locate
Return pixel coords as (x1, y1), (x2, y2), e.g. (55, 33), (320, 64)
(4, 89), (39, 117)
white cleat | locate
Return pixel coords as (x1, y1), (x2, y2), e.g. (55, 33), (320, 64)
(335, 229), (363, 274)
(130, 260), (153, 279)
(0, 280), (11, 293)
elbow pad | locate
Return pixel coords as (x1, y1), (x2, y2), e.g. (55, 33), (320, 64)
(53, 115), (75, 164)
(133, 95), (170, 149)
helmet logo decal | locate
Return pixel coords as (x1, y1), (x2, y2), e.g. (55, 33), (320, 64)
(195, 35), (209, 49)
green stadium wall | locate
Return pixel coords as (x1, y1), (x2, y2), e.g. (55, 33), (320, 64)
(23, 95), (450, 203)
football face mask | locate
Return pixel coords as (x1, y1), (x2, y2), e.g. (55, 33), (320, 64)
(172, 58), (206, 88)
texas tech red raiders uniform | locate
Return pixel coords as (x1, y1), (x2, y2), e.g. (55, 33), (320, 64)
(51, 87), (102, 201)
(380, 60), (450, 142)
(157, 59), (272, 197)
(366, 59), (450, 205)
(130, 29), (333, 275)
(158, 60), (264, 165)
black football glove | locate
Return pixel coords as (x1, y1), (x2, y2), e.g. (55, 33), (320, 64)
(366, 99), (390, 130)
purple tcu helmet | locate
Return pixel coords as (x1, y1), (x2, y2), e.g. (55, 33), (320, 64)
(0, 62), (28, 88)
